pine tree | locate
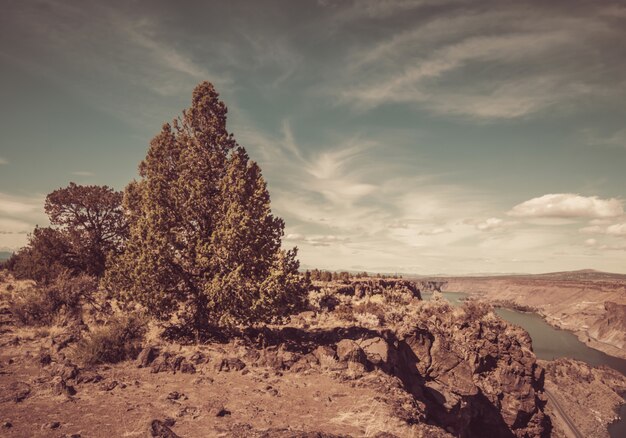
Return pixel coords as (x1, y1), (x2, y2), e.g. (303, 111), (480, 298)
(105, 82), (307, 336)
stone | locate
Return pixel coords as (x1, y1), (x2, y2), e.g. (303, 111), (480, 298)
(149, 419), (180, 438)
(215, 357), (246, 372)
(49, 362), (79, 380)
(360, 337), (392, 368)
(312, 346), (338, 369)
(205, 400), (230, 417)
(180, 361), (196, 374)
(0, 381), (31, 403)
(99, 380), (118, 391)
(52, 378), (77, 396)
(336, 339), (364, 362)
(136, 346), (159, 368)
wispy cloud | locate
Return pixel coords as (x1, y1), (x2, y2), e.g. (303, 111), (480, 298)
(327, 3), (625, 119)
(72, 171), (94, 177)
(0, 157), (7, 165)
(509, 194), (624, 219)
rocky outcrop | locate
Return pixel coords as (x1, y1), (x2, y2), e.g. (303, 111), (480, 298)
(316, 279), (423, 300)
(390, 310), (548, 438)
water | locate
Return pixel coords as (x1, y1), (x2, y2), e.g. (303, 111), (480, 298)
(422, 291), (626, 436)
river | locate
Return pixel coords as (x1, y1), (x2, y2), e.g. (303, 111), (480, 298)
(422, 291), (626, 437)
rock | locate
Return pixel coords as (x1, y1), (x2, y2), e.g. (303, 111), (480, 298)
(180, 361), (196, 374)
(51, 332), (78, 352)
(0, 381), (31, 402)
(215, 357), (246, 372)
(136, 346), (159, 368)
(2, 421), (12, 428)
(360, 337), (393, 369)
(166, 391), (187, 402)
(205, 399), (230, 417)
(336, 339), (367, 365)
(99, 380), (118, 391)
(312, 346), (338, 369)
(189, 351), (205, 364)
(52, 378), (77, 396)
(43, 421), (61, 429)
(76, 370), (103, 384)
(49, 362), (79, 380)
(151, 352), (174, 373)
(38, 349), (52, 366)
(149, 419), (180, 438)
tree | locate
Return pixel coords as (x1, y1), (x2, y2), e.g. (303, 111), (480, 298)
(6, 226), (72, 283)
(7, 183), (126, 282)
(45, 183), (127, 277)
(105, 82), (307, 335)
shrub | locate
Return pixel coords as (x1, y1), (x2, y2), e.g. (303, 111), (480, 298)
(353, 301), (386, 325)
(9, 273), (96, 326)
(73, 313), (146, 365)
(463, 300), (492, 322)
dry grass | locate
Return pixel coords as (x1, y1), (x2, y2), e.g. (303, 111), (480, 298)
(72, 313), (147, 366)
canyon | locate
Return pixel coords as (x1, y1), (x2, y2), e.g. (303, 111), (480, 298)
(424, 270), (626, 360)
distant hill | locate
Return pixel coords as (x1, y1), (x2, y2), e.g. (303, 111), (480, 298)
(0, 251), (13, 261)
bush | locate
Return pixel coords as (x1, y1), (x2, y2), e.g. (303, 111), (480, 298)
(463, 300), (492, 322)
(73, 313), (146, 365)
(9, 273), (96, 326)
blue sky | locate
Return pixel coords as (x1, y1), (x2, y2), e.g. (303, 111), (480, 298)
(1, 0), (625, 274)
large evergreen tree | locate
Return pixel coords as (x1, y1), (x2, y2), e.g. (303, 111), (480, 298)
(105, 82), (307, 334)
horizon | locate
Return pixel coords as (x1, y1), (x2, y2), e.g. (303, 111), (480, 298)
(1, 0), (626, 274)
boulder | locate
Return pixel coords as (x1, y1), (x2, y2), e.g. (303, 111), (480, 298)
(149, 419), (180, 438)
(360, 337), (394, 369)
(136, 346), (159, 368)
(215, 357), (246, 372)
(52, 377), (77, 396)
(312, 346), (338, 369)
(336, 339), (367, 366)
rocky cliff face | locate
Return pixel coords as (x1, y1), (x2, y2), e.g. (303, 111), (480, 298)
(390, 303), (549, 437)
(256, 289), (551, 437)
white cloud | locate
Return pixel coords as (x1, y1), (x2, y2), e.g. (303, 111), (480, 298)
(474, 217), (505, 231)
(508, 194), (623, 219)
(72, 171), (94, 177)
(581, 221), (626, 237)
(0, 157), (7, 165)
(585, 238), (597, 246)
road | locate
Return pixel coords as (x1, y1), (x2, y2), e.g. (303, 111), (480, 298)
(544, 389), (584, 438)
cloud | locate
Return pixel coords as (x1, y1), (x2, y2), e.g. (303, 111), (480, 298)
(72, 171), (94, 177)
(508, 194), (624, 219)
(474, 217), (506, 232)
(329, 2), (625, 119)
(0, 157), (7, 165)
(285, 233), (351, 247)
(584, 238), (597, 246)
(581, 221), (626, 237)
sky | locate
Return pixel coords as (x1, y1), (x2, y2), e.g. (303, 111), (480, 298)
(1, 0), (625, 274)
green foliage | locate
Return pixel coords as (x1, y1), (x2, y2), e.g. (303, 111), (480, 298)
(9, 272), (97, 326)
(6, 227), (71, 283)
(73, 313), (146, 365)
(105, 82), (308, 333)
(7, 184), (126, 282)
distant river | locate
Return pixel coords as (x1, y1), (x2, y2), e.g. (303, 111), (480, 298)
(422, 291), (626, 437)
